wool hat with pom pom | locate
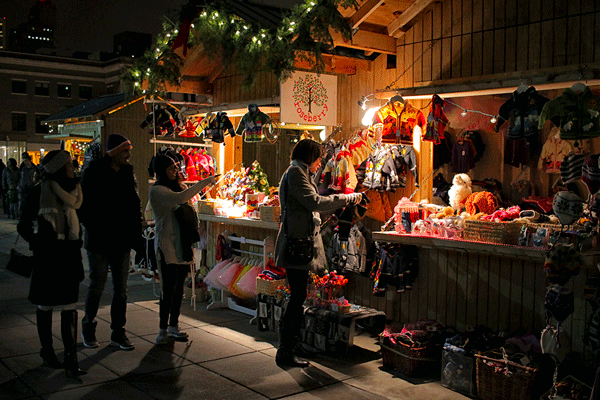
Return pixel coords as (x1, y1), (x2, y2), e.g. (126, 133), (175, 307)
(106, 134), (132, 157)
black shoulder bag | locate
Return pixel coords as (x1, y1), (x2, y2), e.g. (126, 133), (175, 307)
(175, 203), (200, 262)
(6, 235), (34, 278)
(282, 171), (314, 266)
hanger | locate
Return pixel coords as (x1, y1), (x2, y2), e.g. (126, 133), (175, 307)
(516, 84), (528, 94)
(571, 82), (586, 93)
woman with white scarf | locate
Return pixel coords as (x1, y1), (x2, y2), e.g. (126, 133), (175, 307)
(17, 150), (86, 377)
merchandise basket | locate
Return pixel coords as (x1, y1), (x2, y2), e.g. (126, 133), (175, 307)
(380, 335), (441, 377)
(475, 349), (553, 400)
(463, 220), (522, 245)
(256, 278), (286, 296)
(260, 205), (281, 222)
(198, 200), (217, 215)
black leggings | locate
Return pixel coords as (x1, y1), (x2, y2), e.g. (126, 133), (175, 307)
(280, 268), (309, 349)
(158, 251), (189, 330)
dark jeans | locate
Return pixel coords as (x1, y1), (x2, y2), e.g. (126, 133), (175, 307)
(158, 256), (189, 330)
(280, 268), (309, 350)
(82, 250), (131, 337)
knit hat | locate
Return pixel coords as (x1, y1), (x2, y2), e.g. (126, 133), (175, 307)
(42, 150), (72, 174)
(152, 154), (177, 177)
(106, 134), (132, 157)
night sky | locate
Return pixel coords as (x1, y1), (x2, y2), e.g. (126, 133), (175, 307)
(1, 0), (299, 55)
(1, 0), (188, 54)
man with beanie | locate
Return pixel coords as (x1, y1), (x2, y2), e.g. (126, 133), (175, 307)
(78, 134), (142, 351)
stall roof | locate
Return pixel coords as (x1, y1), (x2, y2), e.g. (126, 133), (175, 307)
(43, 93), (127, 124)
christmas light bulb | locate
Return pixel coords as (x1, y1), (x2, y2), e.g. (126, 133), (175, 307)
(461, 111), (467, 117)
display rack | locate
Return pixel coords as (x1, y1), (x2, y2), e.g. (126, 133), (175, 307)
(206, 235), (275, 320)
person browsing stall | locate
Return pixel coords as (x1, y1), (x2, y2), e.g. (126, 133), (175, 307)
(18, 150), (86, 377)
(149, 153), (217, 344)
(274, 139), (362, 368)
(79, 134), (143, 351)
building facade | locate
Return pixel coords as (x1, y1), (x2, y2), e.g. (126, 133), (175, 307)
(0, 50), (133, 162)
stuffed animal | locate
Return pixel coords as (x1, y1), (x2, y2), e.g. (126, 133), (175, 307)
(448, 174), (472, 211)
(465, 191), (498, 216)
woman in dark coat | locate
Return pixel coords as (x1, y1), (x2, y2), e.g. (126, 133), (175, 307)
(274, 139), (362, 368)
(17, 150), (86, 377)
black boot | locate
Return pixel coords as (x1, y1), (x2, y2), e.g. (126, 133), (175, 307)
(61, 310), (86, 377)
(276, 321), (308, 368)
(36, 309), (62, 369)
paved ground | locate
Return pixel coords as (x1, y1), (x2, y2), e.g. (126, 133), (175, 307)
(0, 216), (469, 399)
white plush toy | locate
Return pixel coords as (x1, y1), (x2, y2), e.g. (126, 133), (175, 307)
(448, 173), (472, 211)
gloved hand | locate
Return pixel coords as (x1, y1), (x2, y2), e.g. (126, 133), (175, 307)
(346, 192), (363, 205)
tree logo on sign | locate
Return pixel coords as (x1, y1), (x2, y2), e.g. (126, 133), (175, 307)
(293, 74), (329, 121)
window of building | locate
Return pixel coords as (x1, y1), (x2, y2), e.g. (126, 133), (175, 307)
(35, 114), (49, 134)
(79, 85), (92, 100)
(12, 80), (27, 94)
(57, 83), (71, 98)
(12, 112), (26, 131)
(35, 81), (49, 97)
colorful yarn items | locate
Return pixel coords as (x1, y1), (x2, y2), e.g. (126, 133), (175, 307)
(481, 205), (521, 221)
(465, 191), (498, 216)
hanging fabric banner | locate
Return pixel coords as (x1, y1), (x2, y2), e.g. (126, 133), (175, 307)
(280, 71), (338, 126)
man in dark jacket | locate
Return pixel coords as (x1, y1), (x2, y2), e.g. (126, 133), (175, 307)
(79, 134), (142, 351)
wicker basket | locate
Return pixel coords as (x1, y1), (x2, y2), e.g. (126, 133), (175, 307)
(256, 278), (286, 296)
(475, 350), (553, 400)
(463, 220), (522, 245)
(199, 200), (218, 215)
(260, 205), (281, 222)
(380, 336), (440, 377)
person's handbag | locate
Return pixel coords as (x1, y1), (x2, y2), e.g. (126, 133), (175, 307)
(174, 203), (200, 244)
(283, 207), (314, 266)
(6, 236), (34, 278)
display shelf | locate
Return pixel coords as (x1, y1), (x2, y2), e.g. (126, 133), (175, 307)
(198, 214), (280, 230)
(372, 231), (600, 267)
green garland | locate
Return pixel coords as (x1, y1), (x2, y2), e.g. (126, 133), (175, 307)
(122, 0), (358, 96)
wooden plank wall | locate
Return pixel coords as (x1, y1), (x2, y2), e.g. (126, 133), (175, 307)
(213, 70), (280, 105)
(342, 245), (596, 353)
(393, 0), (600, 88)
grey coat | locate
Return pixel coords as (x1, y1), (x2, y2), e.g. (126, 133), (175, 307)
(274, 160), (351, 271)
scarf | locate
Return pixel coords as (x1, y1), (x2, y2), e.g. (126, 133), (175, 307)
(39, 151), (83, 240)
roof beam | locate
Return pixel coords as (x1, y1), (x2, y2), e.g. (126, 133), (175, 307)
(348, 0), (386, 29)
(329, 28), (396, 55)
(387, 0), (435, 38)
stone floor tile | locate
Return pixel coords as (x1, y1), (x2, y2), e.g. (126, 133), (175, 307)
(80, 335), (191, 376)
(279, 381), (389, 399)
(0, 361), (38, 399)
(125, 364), (268, 400)
(0, 313), (34, 329)
(2, 352), (119, 396)
(0, 323), (42, 358)
(202, 351), (342, 399)
(41, 380), (155, 400)
(97, 308), (191, 337)
(140, 326), (255, 363)
(199, 324), (274, 351)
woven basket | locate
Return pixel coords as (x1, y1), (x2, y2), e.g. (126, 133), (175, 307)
(463, 220), (522, 245)
(380, 336), (440, 377)
(260, 205), (281, 222)
(475, 350), (552, 400)
(256, 278), (286, 296)
(199, 200), (217, 215)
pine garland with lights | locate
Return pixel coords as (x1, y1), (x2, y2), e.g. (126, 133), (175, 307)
(123, 0), (358, 96)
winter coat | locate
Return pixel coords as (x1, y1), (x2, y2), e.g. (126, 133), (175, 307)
(149, 178), (212, 266)
(2, 167), (19, 193)
(78, 156), (142, 254)
(539, 86), (600, 140)
(18, 184), (84, 306)
(17, 163), (39, 194)
(235, 104), (271, 142)
(274, 160), (351, 272)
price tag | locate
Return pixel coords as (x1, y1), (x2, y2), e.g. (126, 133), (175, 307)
(520, 355), (530, 366)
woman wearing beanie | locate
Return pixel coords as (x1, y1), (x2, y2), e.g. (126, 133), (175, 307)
(149, 153), (217, 344)
(17, 150), (86, 377)
(274, 139), (362, 368)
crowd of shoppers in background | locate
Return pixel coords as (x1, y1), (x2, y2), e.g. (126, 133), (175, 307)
(0, 152), (40, 219)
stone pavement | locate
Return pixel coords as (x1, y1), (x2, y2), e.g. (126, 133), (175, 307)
(0, 216), (469, 399)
